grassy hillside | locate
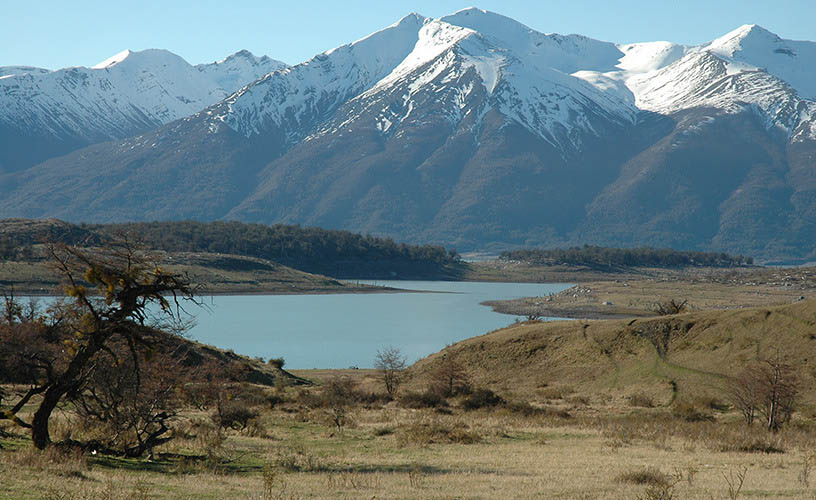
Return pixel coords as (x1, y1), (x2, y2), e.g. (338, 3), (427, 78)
(412, 299), (816, 407)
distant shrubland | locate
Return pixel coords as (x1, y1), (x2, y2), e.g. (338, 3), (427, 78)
(501, 245), (752, 269)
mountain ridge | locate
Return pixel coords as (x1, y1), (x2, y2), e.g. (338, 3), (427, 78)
(1, 8), (814, 260)
(0, 48), (287, 172)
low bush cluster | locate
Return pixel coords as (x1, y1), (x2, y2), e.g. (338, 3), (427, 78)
(396, 417), (481, 446)
(503, 401), (571, 419)
(399, 390), (449, 409)
(628, 393), (655, 408)
(671, 401), (714, 422)
(616, 466), (672, 486)
(462, 388), (505, 410)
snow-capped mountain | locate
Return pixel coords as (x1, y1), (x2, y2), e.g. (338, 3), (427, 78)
(213, 10), (637, 153)
(1, 8), (814, 260)
(0, 49), (287, 170)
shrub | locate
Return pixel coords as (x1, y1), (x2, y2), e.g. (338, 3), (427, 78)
(652, 298), (689, 315)
(268, 357), (285, 369)
(214, 402), (259, 431)
(266, 394), (286, 408)
(294, 389), (324, 408)
(616, 467), (671, 486)
(672, 401), (714, 422)
(629, 393), (655, 408)
(462, 388), (505, 410)
(616, 466), (681, 499)
(396, 417), (481, 446)
(372, 426), (395, 436)
(536, 385), (575, 400)
(711, 428), (785, 454)
(503, 401), (571, 419)
(244, 418), (272, 439)
(399, 390), (449, 409)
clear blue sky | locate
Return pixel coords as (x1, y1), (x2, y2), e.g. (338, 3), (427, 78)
(2, 0), (814, 69)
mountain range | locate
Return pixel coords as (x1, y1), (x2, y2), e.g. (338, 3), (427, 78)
(0, 49), (286, 170)
(1, 8), (814, 260)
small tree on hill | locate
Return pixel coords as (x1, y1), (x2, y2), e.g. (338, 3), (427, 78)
(374, 346), (406, 398)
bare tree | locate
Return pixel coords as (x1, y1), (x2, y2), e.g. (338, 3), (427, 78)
(322, 376), (358, 434)
(652, 298), (689, 316)
(727, 367), (762, 425)
(71, 340), (187, 458)
(429, 351), (469, 397)
(726, 355), (799, 431)
(0, 242), (198, 451)
(374, 346), (407, 398)
(757, 356), (798, 432)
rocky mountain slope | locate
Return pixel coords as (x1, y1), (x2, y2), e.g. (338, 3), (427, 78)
(1, 8), (814, 260)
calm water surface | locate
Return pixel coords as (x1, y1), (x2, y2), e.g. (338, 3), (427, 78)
(187, 281), (572, 369)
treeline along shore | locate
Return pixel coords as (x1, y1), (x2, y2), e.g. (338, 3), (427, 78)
(0, 219), (467, 281)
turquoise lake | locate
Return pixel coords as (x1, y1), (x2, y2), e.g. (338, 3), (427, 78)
(186, 281), (572, 369)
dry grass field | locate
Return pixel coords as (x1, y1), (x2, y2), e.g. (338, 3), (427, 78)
(3, 299), (816, 498)
(4, 390), (816, 499)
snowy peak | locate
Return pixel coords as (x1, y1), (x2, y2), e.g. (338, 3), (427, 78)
(4, 8), (816, 172)
(219, 12), (428, 139)
(697, 24), (816, 99)
(196, 50), (287, 93)
(441, 7), (536, 51)
(372, 19), (475, 88)
(92, 49), (133, 69)
(616, 41), (687, 73)
(442, 7), (622, 74)
(322, 10), (426, 66)
(203, 49), (285, 70)
(707, 24), (782, 58)
(90, 48), (192, 72)
(220, 49), (257, 62)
